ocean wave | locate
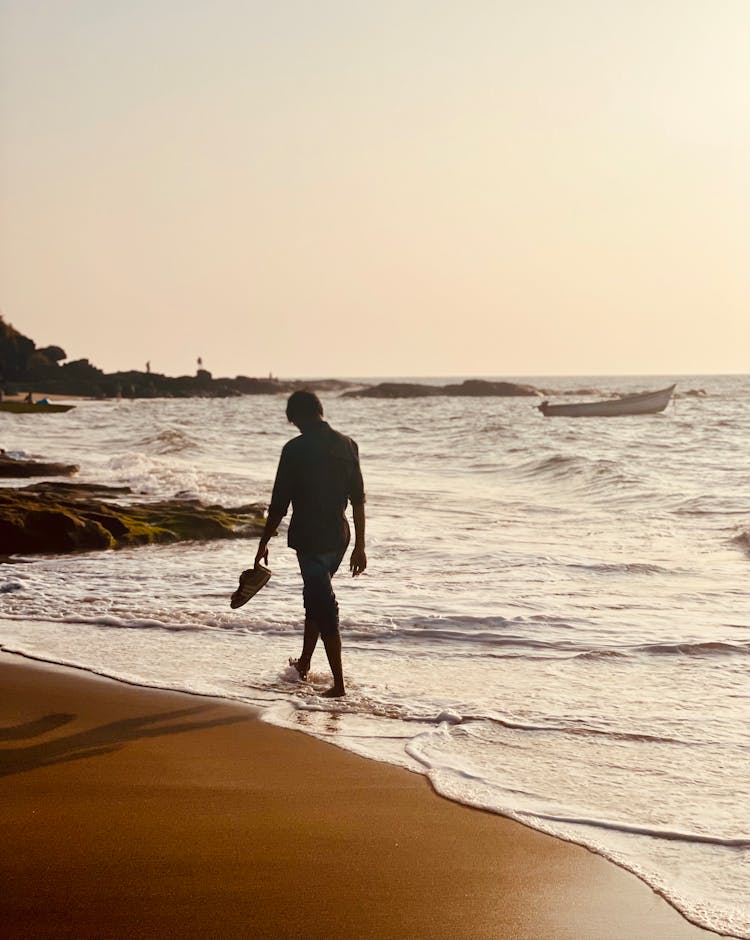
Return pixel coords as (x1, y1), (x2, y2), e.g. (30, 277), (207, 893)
(395, 628), (569, 648)
(281, 700), (688, 748)
(41, 612), (295, 636)
(674, 496), (748, 516)
(567, 562), (672, 575)
(94, 451), (206, 497)
(514, 810), (750, 848)
(256, 622), (565, 651)
(674, 388), (709, 399)
(61, 613), (207, 632)
(6, 603), (747, 664)
(634, 640), (750, 657)
(575, 649), (628, 660)
(479, 420), (512, 434)
(137, 427), (200, 454)
(353, 629), (750, 661)
(346, 620), (750, 661)
(273, 700), (722, 749)
(514, 453), (639, 492)
(469, 714), (700, 746)
(519, 453), (589, 477)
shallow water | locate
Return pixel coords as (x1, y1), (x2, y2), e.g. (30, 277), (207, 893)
(1, 373), (748, 937)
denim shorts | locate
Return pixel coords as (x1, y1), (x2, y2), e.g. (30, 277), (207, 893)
(297, 549), (345, 637)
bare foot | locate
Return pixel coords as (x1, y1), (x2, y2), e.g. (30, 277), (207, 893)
(288, 657), (309, 680)
(321, 685), (346, 698)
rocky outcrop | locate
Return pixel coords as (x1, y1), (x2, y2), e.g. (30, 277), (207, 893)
(0, 317), (37, 382)
(442, 380), (541, 397)
(0, 315), (358, 399)
(0, 482), (265, 556)
(0, 452), (79, 478)
(344, 379), (541, 398)
(345, 383), (445, 399)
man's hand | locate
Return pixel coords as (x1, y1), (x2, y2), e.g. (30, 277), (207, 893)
(349, 545), (367, 577)
(254, 542), (269, 567)
(254, 510), (283, 569)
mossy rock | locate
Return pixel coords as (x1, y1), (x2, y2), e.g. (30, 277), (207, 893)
(0, 486), (265, 556)
(0, 505), (114, 553)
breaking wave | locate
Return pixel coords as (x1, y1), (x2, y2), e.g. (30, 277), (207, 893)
(567, 561), (672, 575)
(137, 427), (200, 454)
(633, 640), (750, 657)
(512, 811), (750, 848)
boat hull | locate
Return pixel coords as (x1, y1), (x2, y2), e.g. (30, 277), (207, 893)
(0, 402), (75, 414)
(538, 385), (676, 417)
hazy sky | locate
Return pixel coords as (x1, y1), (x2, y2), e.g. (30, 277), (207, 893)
(1, 0), (747, 378)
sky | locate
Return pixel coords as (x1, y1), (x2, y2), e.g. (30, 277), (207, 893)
(1, 0), (748, 379)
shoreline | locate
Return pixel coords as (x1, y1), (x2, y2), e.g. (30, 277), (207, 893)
(0, 649), (720, 940)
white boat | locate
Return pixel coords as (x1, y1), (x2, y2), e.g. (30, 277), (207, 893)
(538, 384), (676, 418)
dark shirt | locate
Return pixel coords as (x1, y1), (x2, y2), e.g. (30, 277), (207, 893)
(268, 421), (365, 555)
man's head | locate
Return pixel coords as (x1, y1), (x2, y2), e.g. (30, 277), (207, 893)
(286, 390), (324, 429)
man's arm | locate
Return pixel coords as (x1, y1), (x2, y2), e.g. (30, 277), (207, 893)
(347, 440), (366, 577)
(349, 502), (366, 576)
(255, 446), (292, 566)
(255, 508), (285, 566)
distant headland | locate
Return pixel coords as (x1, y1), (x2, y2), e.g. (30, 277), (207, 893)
(0, 316), (356, 399)
(0, 316), (541, 399)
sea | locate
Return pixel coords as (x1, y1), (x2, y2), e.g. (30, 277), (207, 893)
(1, 373), (748, 938)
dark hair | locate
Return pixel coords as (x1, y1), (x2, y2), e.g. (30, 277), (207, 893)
(286, 390), (323, 424)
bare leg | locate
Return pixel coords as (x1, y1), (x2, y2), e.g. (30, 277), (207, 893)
(290, 619), (319, 679)
(321, 633), (345, 697)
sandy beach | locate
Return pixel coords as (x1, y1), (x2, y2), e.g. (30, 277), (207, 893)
(0, 651), (717, 940)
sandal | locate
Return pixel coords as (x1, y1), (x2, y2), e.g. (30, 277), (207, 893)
(230, 564), (271, 609)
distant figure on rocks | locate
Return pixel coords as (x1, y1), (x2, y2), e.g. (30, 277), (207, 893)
(254, 391), (367, 697)
(146, 361), (151, 374)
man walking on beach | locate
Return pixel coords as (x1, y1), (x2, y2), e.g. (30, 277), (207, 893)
(255, 391), (366, 697)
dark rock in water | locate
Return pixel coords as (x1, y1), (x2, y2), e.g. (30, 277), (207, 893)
(0, 500), (114, 553)
(0, 454), (79, 478)
(0, 580), (22, 592)
(344, 379), (541, 398)
(344, 383), (444, 399)
(0, 486), (266, 556)
(441, 380), (541, 397)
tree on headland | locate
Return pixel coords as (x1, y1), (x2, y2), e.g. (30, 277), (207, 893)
(0, 315), (41, 381)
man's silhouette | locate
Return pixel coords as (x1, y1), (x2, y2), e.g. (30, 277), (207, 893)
(255, 391), (366, 697)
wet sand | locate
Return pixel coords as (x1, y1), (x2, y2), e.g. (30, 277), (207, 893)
(0, 651), (717, 940)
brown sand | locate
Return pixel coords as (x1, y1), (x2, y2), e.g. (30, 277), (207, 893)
(0, 652), (716, 940)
